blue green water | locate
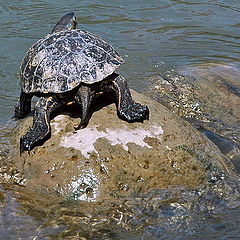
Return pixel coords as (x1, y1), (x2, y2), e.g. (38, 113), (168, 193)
(1, 0), (240, 123)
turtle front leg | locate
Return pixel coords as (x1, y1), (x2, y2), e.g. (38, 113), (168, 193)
(110, 74), (149, 122)
(74, 85), (94, 130)
(14, 91), (32, 119)
(20, 96), (60, 153)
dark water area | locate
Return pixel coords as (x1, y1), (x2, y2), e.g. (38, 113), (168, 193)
(1, 0), (240, 239)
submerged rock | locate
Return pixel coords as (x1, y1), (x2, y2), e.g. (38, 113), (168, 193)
(151, 64), (240, 172)
(181, 64), (240, 127)
(5, 90), (237, 202)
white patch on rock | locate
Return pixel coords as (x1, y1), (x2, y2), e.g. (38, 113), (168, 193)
(52, 115), (66, 134)
(59, 124), (164, 158)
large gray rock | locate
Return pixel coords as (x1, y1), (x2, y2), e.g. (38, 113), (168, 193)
(8, 90), (236, 201)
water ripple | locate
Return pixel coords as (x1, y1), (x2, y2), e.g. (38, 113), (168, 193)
(0, 0), (240, 123)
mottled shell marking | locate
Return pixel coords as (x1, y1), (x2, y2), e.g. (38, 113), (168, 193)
(21, 29), (124, 93)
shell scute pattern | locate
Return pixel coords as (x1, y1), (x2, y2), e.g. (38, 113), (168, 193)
(59, 52), (77, 77)
(21, 29), (124, 93)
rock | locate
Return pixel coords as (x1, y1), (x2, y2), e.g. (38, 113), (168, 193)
(151, 64), (240, 127)
(8, 90), (236, 202)
(150, 64), (240, 172)
(181, 64), (240, 127)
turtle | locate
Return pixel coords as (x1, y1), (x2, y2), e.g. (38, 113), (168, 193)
(14, 12), (149, 153)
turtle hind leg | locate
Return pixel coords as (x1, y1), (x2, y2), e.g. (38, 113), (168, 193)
(74, 85), (94, 130)
(20, 96), (61, 153)
(110, 74), (149, 122)
(14, 91), (32, 119)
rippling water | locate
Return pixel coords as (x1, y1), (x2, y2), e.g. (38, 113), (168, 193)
(1, 0), (240, 123)
(1, 0), (240, 239)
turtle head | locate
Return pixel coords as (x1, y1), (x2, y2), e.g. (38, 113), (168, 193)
(52, 12), (77, 33)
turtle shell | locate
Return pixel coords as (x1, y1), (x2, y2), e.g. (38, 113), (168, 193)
(20, 29), (125, 93)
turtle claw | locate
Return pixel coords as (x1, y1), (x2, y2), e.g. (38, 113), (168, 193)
(20, 136), (32, 155)
(74, 126), (81, 131)
(74, 126), (80, 131)
(74, 121), (88, 131)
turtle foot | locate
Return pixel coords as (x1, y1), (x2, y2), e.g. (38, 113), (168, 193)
(20, 128), (50, 154)
(118, 102), (149, 123)
(19, 96), (61, 153)
(14, 93), (32, 119)
(20, 135), (33, 154)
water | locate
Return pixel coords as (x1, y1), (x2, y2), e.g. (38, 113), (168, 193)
(1, 0), (240, 123)
(0, 0), (240, 239)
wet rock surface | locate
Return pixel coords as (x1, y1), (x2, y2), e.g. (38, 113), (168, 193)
(151, 64), (240, 173)
(2, 90), (235, 202)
